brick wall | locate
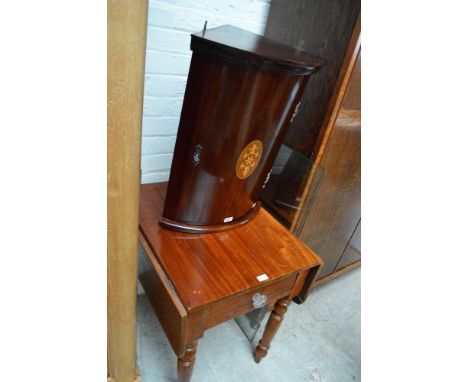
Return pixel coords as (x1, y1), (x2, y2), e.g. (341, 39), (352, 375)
(141, 0), (271, 184)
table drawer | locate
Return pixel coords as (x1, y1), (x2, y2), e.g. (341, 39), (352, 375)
(204, 274), (297, 329)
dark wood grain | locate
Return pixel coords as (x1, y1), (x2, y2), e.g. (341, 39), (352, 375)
(298, 124), (360, 278)
(203, 274), (296, 329)
(254, 297), (290, 363)
(335, 219), (361, 271)
(341, 53), (361, 110)
(138, 234), (188, 357)
(139, 182), (322, 380)
(307, 261), (360, 290)
(293, 265), (322, 304)
(177, 342), (197, 382)
(261, 12), (361, 234)
(142, 182), (322, 312)
(264, 0), (360, 157)
(289, 270), (310, 299)
(192, 24), (324, 74)
(162, 25), (323, 233)
(297, 50), (361, 279)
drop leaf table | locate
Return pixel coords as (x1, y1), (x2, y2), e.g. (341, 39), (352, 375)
(138, 183), (322, 382)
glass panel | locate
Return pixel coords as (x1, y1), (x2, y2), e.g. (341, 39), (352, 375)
(292, 162), (326, 236)
(261, 144), (325, 229)
(234, 306), (268, 343)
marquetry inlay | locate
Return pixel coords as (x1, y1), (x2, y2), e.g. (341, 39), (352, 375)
(236, 140), (263, 179)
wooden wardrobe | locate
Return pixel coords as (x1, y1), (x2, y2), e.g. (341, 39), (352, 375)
(297, 48), (361, 284)
(260, 1), (361, 292)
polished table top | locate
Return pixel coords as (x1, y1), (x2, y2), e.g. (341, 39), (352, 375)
(139, 183), (322, 312)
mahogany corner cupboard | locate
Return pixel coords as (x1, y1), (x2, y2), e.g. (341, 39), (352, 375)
(160, 25), (324, 233)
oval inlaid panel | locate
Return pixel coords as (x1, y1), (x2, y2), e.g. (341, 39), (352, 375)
(236, 140), (263, 179)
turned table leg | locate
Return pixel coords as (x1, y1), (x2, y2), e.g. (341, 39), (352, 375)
(177, 342), (197, 382)
(254, 297), (290, 363)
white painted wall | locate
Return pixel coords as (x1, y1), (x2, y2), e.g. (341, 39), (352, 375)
(141, 0), (271, 184)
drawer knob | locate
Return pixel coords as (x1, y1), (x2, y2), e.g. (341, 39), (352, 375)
(252, 293), (268, 309)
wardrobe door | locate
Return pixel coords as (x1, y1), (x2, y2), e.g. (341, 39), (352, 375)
(336, 220), (361, 271)
(297, 52), (361, 279)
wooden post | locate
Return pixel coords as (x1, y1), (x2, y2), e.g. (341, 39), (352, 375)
(107, 1), (147, 381)
(254, 297), (291, 363)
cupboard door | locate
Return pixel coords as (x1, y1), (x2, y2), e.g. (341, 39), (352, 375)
(297, 119), (360, 278)
(336, 220), (361, 271)
(296, 53), (360, 279)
